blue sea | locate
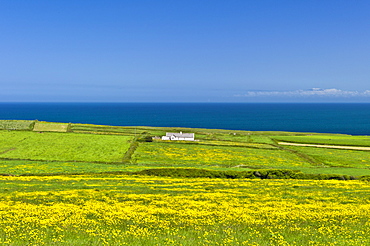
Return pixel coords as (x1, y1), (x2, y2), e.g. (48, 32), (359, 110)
(1, 103), (370, 135)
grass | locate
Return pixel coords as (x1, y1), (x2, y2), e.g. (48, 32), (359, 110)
(272, 134), (370, 147)
(133, 142), (312, 168)
(284, 145), (370, 169)
(1, 120), (370, 245)
(193, 139), (276, 148)
(2, 121), (370, 176)
(0, 120), (35, 130)
(0, 131), (133, 163)
(0, 159), (153, 175)
(33, 121), (70, 132)
(0, 174), (369, 245)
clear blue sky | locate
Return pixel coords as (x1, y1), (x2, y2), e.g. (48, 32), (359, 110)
(1, 0), (370, 102)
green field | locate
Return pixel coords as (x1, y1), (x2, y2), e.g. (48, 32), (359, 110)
(0, 120), (35, 130)
(0, 131), (133, 163)
(0, 175), (369, 245)
(133, 142), (312, 168)
(0, 159), (154, 175)
(1, 121), (370, 176)
(33, 121), (70, 132)
(284, 146), (370, 168)
(1, 120), (370, 245)
(273, 134), (370, 147)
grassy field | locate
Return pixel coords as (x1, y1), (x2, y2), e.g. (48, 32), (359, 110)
(1, 121), (370, 176)
(0, 174), (369, 245)
(283, 146), (370, 168)
(273, 134), (370, 147)
(0, 159), (155, 175)
(33, 122), (70, 132)
(0, 131), (133, 163)
(133, 142), (312, 169)
(0, 120), (35, 130)
(1, 121), (370, 245)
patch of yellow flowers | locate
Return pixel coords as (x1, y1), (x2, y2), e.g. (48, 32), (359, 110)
(0, 175), (369, 245)
(135, 142), (310, 168)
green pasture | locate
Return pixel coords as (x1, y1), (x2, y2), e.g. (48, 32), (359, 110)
(1, 120), (370, 177)
(33, 121), (70, 132)
(0, 175), (369, 245)
(0, 159), (154, 175)
(0, 120), (35, 130)
(273, 134), (370, 146)
(193, 139), (276, 148)
(132, 142), (312, 168)
(0, 131), (132, 163)
(284, 145), (370, 168)
(2, 120), (370, 245)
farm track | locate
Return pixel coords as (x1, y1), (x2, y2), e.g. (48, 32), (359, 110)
(278, 142), (370, 151)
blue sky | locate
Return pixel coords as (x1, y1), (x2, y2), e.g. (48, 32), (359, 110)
(1, 0), (370, 102)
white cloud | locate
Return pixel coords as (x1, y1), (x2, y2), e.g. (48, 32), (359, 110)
(235, 88), (370, 97)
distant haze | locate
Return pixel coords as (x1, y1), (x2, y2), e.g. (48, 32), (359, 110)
(1, 1), (370, 102)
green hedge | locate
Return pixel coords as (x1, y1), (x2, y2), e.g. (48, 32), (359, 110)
(359, 175), (370, 181)
(18, 168), (363, 180)
(133, 168), (357, 180)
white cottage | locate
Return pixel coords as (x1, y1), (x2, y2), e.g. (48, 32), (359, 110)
(162, 132), (195, 141)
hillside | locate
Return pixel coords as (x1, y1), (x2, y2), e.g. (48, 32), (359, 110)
(1, 120), (370, 245)
(1, 120), (370, 177)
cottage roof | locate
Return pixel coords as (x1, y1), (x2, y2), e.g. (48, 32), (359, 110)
(166, 132), (194, 138)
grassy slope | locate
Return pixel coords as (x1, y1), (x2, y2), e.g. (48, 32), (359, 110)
(0, 120), (35, 130)
(0, 131), (132, 163)
(133, 141), (311, 168)
(272, 134), (370, 146)
(1, 120), (370, 245)
(1, 120), (370, 176)
(0, 175), (369, 245)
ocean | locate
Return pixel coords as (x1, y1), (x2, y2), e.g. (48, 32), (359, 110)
(1, 103), (370, 135)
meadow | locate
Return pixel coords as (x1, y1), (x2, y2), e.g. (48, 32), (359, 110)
(1, 120), (370, 245)
(0, 174), (369, 245)
(33, 122), (70, 132)
(272, 134), (370, 147)
(132, 142), (311, 169)
(1, 121), (370, 176)
(0, 120), (35, 131)
(0, 131), (132, 163)
(283, 146), (370, 168)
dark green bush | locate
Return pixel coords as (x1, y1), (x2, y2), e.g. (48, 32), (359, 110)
(137, 135), (153, 142)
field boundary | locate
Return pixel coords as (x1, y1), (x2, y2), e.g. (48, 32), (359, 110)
(278, 142), (370, 151)
(122, 137), (140, 163)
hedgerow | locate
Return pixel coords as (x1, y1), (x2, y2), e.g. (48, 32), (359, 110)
(132, 168), (357, 180)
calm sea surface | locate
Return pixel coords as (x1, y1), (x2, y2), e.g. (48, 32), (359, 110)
(1, 103), (370, 135)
